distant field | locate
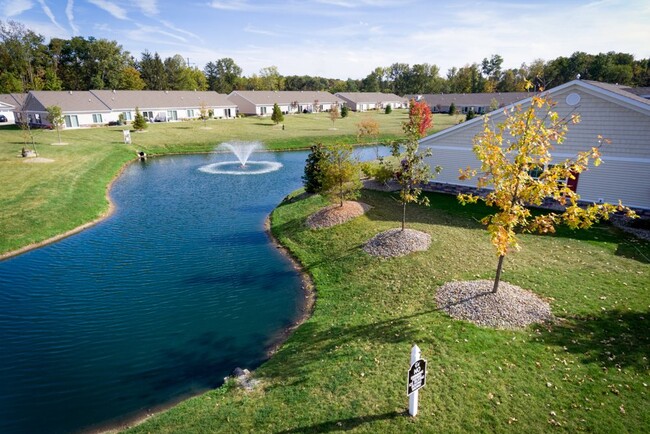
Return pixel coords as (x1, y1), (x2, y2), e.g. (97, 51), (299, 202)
(0, 111), (464, 256)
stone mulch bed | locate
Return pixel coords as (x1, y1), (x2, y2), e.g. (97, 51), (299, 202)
(436, 280), (554, 330)
(305, 201), (372, 229)
(363, 228), (431, 257)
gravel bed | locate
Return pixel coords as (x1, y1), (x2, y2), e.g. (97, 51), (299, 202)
(610, 214), (650, 241)
(436, 280), (554, 330)
(306, 201), (371, 229)
(363, 228), (431, 257)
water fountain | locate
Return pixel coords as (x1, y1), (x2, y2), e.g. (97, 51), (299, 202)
(199, 141), (283, 175)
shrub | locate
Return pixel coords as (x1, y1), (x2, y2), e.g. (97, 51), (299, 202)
(133, 107), (147, 131)
(384, 105), (392, 115)
(449, 102), (457, 115)
(341, 105), (349, 118)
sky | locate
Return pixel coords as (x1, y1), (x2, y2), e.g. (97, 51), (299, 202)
(1, 0), (649, 79)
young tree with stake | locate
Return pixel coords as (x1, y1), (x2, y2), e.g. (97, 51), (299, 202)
(46, 105), (64, 144)
(458, 94), (635, 293)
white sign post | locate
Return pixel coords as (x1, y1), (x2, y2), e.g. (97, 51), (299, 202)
(407, 345), (427, 417)
(123, 129), (131, 144)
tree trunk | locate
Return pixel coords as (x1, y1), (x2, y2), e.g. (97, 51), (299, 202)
(402, 202), (406, 231)
(493, 255), (505, 293)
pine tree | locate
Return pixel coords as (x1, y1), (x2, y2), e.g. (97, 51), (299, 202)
(133, 107), (147, 131)
(271, 103), (284, 124)
(303, 143), (326, 194)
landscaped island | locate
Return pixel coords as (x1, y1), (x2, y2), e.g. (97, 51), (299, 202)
(125, 190), (649, 433)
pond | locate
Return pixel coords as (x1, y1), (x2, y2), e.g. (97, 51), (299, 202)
(0, 146), (389, 434)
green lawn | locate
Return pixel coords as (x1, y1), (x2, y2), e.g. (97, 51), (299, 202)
(127, 190), (649, 433)
(0, 111), (464, 256)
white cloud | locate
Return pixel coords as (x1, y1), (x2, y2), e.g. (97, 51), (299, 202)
(244, 24), (278, 36)
(138, 0), (158, 16)
(208, 0), (253, 11)
(2, 0), (34, 17)
(159, 19), (203, 43)
(37, 0), (67, 33)
(66, 0), (79, 34)
(87, 0), (128, 20)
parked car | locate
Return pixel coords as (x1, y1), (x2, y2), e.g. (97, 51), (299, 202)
(0, 115), (7, 122)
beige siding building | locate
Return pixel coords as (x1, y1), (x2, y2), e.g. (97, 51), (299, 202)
(420, 79), (650, 210)
(334, 92), (407, 112)
(228, 90), (344, 116)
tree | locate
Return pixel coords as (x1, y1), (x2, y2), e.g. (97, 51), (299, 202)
(391, 99), (438, 230)
(271, 103), (284, 124)
(46, 105), (64, 143)
(138, 50), (166, 90)
(303, 143), (326, 194)
(488, 98), (500, 112)
(465, 109), (477, 121)
(199, 101), (209, 126)
(341, 105), (349, 118)
(449, 102), (457, 115)
(133, 107), (147, 131)
(319, 142), (362, 207)
(329, 104), (340, 124)
(458, 94), (635, 293)
(384, 105), (392, 115)
(356, 118), (380, 143)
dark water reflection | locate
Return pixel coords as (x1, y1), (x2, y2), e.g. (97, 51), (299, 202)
(0, 147), (388, 434)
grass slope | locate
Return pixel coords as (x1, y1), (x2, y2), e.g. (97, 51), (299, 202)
(0, 111), (464, 255)
(127, 190), (649, 433)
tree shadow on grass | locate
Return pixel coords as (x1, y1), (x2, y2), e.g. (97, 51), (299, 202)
(260, 309), (437, 386)
(538, 310), (650, 372)
(275, 411), (404, 433)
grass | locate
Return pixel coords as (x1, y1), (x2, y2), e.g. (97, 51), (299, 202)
(127, 190), (649, 433)
(0, 110), (465, 255)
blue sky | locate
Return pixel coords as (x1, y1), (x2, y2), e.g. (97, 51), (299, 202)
(2, 0), (649, 79)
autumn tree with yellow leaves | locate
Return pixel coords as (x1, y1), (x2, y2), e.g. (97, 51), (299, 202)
(458, 94), (635, 293)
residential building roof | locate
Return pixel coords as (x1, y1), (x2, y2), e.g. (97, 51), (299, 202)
(90, 90), (235, 110)
(228, 90), (343, 105)
(406, 92), (531, 108)
(581, 80), (650, 106)
(24, 91), (110, 113)
(335, 92), (406, 104)
(0, 93), (27, 108)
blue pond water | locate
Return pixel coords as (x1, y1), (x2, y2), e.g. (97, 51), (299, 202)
(0, 146), (388, 434)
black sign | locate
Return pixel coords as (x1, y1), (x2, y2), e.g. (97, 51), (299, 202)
(407, 359), (427, 396)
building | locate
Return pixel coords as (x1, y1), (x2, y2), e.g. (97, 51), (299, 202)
(18, 90), (237, 129)
(334, 92), (408, 112)
(0, 94), (25, 124)
(228, 90), (343, 116)
(407, 92), (530, 114)
(419, 80), (650, 210)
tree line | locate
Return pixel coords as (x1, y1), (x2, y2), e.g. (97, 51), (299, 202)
(2, 20), (649, 95)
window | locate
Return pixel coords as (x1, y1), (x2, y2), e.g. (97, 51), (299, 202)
(34, 113), (42, 124)
(122, 111), (132, 121)
(92, 113), (103, 123)
(528, 165), (544, 179)
(187, 109), (194, 117)
(260, 106), (267, 115)
(64, 115), (79, 128)
(167, 110), (178, 121)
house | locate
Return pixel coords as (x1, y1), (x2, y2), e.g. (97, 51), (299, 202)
(0, 93), (28, 124)
(334, 92), (408, 112)
(228, 90), (344, 116)
(419, 79), (650, 211)
(406, 92), (530, 114)
(20, 90), (112, 128)
(90, 90), (236, 123)
(18, 90), (237, 128)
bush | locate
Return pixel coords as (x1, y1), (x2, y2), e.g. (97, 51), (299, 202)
(133, 107), (147, 131)
(449, 102), (457, 115)
(341, 105), (349, 118)
(384, 105), (392, 115)
(465, 109), (476, 121)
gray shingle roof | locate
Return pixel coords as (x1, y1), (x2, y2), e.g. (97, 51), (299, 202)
(90, 90), (235, 110)
(335, 92), (406, 104)
(405, 92), (530, 108)
(228, 90), (342, 105)
(0, 93), (25, 108)
(24, 91), (110, 113)
(581, 80), (650, 107)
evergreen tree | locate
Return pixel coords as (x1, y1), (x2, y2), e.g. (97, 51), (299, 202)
(340, 105), (349, 118)
(133, 107), (147, 131)
(449, 102), (457, 115)
(303, 143), (326, 194)
(271, 103), (284, 124)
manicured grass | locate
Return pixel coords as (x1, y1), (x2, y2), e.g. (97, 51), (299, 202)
(127, 190), (649, 433)
(0, 111), (464, 255)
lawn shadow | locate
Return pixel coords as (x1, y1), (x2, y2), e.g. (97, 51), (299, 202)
(538, 310), (650, 372)
(260, 309), (438, 385)
(275, 411), (403, 433)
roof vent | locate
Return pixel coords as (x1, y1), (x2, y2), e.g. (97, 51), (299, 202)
(576, 73), (581, 80)
(69, 91), (72, 95)
(112, 89), (116, 93)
